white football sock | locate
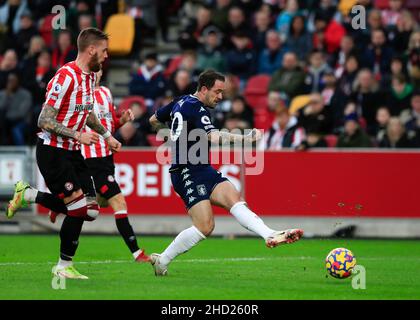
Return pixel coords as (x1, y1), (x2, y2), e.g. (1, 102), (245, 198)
(160, 226), (206, 266)
(230, 201), (275, 240)
(57, 258), (73, 268)
(24, 187), (38, 203)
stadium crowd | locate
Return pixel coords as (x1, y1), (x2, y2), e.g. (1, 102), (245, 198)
(0, 0), (419, 149)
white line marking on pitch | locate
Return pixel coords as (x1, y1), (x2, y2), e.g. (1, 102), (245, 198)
(0, 256), (314, 267)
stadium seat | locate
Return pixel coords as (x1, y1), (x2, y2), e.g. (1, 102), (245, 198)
(254, 109), (274, 130)
(243, 75), (271, 110)
(325, 134), (338, 148)
(118, 96), (146, 113)
(164, 55), (182, 79)
(147, 134), (164, 147)
(288, 95), (311, 116)
(104, 14), (135, 56)
(338, 0), (358, 16)
(374, 0), (389, 9)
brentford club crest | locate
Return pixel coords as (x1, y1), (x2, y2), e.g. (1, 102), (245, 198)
(108, 175), (115, 182)
(64, 182), (74, 191)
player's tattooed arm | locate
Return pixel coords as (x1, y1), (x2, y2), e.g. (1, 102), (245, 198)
(38, 105), (78, 139)
(85, 111), (107, 135)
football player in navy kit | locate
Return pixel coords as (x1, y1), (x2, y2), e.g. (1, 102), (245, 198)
(149, 70), (303, 276)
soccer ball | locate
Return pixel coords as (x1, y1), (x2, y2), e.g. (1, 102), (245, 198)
(325, 248), (357, 279)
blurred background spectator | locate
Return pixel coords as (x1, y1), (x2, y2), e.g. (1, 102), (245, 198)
(0, 0), (419, 150)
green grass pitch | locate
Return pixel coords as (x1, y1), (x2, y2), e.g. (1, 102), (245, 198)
(0, 235), (419, 300)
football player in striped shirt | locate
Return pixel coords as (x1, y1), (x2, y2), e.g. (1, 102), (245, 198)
(6, 28), (121, 279)
(49, 69), (150, 263)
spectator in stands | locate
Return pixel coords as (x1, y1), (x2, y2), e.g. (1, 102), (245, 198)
(77, 14), (95, 34)
(197, 26), (226, 73)
(296, 129), (328, 150)
(213, 74), (240, 127)
(297, 92), (333, 135)
(391, 10), (418, 54)
(268, 52), (307, 99)
(381, 0), (404, 30)
(252, 9), (273, 54)
(222, 96), (254, 132)
(167, 68), (196, 97)
(337, 113), (373, 148)
(224, 6), (251, 48)
(362, 28), (393, 80)
(407, 30), (420, 88)
(21, 49), (55, 137)
(67, 0), (94, 34)
(128, 0), (158, 51)
(259, 102), (305, 150)
(305, 49), (333, 92)
(378, 116), (416, 148)
(285, 15), (312, 62)
(178, 4), (213, 50)
(312, 11), (346, 54)
(14, 9), (38, 58)
(0, 0), (30, 49)
(336, 54), (359, 98)
(0, 72), (32, 145)
(177, 50), (201, 82)
(115, 121), (149, 147)
(275, 0), (300, 41)
(351, 68), (384, 134)
(258, 29), (287, 75)
(211, 0), (232, 32)
(380, 55), (408, 90)
(51, 29), (77, 70)
(225, 31), (257, 85)
(352, 9), (383, 53)
(21, 34), (46, 75)
(329, 35), (358, 79)
(400, 91), (420, 137)
(130, 99), (152, 145)
(385, 74), (414, 115)
(0, 48), (18, 90)
(129, 52), (167, 110)
(373, 106), (391, 144)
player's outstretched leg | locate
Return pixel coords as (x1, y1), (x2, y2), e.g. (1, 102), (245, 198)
(108, 193), (150, 262)
(211, 182), (304, 247)
(6, 181), (68, 219)
(150, 201), (211, 276)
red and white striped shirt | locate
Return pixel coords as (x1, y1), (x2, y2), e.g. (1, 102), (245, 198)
(81, 86), (121, 158)
(38, 61), (96, 151)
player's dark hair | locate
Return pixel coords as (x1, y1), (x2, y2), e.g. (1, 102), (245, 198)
(197, 69), (225, 91)
(77, 27), (108, 52)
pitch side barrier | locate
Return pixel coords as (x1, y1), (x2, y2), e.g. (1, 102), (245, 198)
(31, 147), (420, 219)
(0, 146), (35, 201)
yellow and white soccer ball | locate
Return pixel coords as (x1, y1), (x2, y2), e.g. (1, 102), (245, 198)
(325, 248), (357, 279)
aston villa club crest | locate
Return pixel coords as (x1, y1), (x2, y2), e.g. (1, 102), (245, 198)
(196, 184), (207, 196)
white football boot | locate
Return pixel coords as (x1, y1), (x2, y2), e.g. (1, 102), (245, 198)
(150, 253), (168, 276)
(266, 229), (304, 248)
